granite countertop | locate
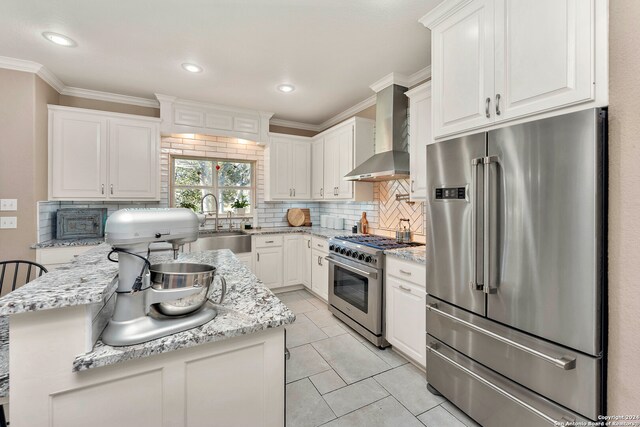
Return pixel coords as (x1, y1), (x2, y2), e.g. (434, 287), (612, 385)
(33, 226), (355, 249)
(384, 246), (427, 264)
(31, 237), (105, 249)
(73, 249), (295, 372)
(202, 226), (356, 239)
(0, 244), (120, 316)
(0, 316), (8, 399)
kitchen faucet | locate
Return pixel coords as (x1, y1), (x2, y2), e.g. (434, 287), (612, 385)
(227, 211), (233, 231)
(199, 193), (219, 232)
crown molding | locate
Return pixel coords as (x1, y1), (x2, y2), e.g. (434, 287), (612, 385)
(408, 65), (432, 86)
(319, 94), (377, 130)
(61, 86), (159, 108)
(0, 56), (42, 73)
(269, 118), (323, 132)
(369, 72), (411, 93)
(0, 55), (159, 108)
(419, 0), (473, 28)
(36, 66), (66, 93)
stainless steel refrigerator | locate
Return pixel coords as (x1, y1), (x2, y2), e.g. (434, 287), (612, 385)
(425, 108), (606, 426)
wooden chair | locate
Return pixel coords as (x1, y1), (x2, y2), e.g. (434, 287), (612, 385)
(0, 260), (48, 426)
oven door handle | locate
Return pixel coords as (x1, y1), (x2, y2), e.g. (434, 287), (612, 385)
(325, 257), (377, 279)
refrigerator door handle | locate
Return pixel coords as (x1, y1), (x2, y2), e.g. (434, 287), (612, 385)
(426, 303), (577, 370)
(483, 156), (499, 294)
(470, 157), (484, 291)
(426, 342), (576, 424)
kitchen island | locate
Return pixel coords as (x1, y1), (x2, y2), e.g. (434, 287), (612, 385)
(0, 244), (294, 427)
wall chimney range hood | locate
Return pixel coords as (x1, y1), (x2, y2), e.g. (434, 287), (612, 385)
(344, 83), (410, 182)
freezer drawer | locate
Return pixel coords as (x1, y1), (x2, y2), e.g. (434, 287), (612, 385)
(426, 296), (602, 420)
(426, 338), (591, 427)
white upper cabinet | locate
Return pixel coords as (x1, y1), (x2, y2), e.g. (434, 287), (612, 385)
(314, 117), (374, 202)
(108, 118), (159, 199)
(429, 0), (495, 138)
(311, 138), (325, 199)
(50, 110), (108, 199)
(265, 134), (311, 200)
(49, 106), (160, 201)
(406, 82), (432, 201)
(493, 0), (594, 121)
(421, 0), (607, 140)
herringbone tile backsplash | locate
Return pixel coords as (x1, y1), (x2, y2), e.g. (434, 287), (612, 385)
(375, 179), (425, 236)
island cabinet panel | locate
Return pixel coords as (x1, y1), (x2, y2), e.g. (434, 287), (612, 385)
(10, 306), (285, 427)
(50, 370), (163, 427)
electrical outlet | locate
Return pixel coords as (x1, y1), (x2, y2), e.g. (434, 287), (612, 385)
(0, 217), (17, 229)
(0, 199), (17, 211)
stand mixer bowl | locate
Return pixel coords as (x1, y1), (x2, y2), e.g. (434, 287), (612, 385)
(149, 263), (218, 316)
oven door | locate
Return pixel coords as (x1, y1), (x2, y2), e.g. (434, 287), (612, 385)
(327, 255), (381, 334)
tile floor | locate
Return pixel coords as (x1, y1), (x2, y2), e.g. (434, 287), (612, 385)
(278, 289), (481, 427)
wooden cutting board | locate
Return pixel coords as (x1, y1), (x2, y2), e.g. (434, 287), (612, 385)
(287, 208), (305, 227)
(302, 208), (312, 226)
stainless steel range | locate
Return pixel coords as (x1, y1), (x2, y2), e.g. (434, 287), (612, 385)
(327, 235), (423, 348)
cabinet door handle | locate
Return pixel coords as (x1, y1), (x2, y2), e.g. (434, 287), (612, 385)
(317, 256), (321, 266)
(307, 240), (311, 248)
(399, 285), (412, 293)
(320, 188), (323, 197)
(411, 180), (415, 193)
(399, 269), (412, 276)
(257, 253), (260, 262)
(485, 97), (491, 118)
(265, 240), (274, 244)
(495, 94), (501, 116)
(110, 184), (113, 195)
(293, 188), (296, 197)
(289, 188), (292, 197)
(101, 184), (105, 195)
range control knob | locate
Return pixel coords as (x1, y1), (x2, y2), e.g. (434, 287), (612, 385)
(351, 251), (359, 259)
(339, 248), (347, 255)
(364, 256), (373, 263)
(345, 249), (352, 257)
(329, 245), (335, 251)
(358, 253), (366, 261)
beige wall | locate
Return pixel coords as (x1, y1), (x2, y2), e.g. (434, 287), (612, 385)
(58, 95), (159, 118)
(268, 124), (318, 137)
(607, 0), (640, 413)
(0, 70), (38, 262)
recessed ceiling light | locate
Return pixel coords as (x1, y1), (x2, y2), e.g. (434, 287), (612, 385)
(277, 84), (295, 93)
(182, 63), (203, 73)
(42, 32), (76, 47)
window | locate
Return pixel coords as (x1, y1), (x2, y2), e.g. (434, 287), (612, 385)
(171, 157), (254, 215)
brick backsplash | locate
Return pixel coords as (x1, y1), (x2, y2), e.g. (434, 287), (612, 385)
(37, 134), (427, 243)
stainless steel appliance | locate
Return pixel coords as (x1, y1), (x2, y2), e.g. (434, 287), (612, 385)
(101, 208), (220, 346)
(327, 235), (423, 347)
(425, 108), (607, 425)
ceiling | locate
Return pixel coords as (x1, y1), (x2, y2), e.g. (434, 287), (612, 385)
(0, 0), (438, 125)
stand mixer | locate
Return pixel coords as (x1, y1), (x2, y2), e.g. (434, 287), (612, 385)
(101, 208), (218, 346)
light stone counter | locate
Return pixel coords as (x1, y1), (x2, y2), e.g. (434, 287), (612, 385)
(384, 246), (427, 264)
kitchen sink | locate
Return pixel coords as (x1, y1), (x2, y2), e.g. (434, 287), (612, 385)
(191, 231), (251, 254)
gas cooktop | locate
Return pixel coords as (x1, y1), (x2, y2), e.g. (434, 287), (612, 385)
(333, 235), (424, 251)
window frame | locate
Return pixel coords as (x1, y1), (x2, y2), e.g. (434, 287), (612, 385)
(170, 155), (255, 215)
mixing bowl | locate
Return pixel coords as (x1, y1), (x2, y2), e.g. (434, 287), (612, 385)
(149, 263), (226, 316)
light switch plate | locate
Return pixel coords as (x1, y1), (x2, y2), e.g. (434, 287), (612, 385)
(0, 199), (17, 211)
(0, 217), (17, 229)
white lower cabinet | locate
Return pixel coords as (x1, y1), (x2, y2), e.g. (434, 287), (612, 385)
(302, 236), (312, 287)
(36, 246), (95, 271)
(254, 246), (283, 289)
(385, 258), (426, 368)
(284, 235), (303, 286)
(311, 248), (329, 301)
